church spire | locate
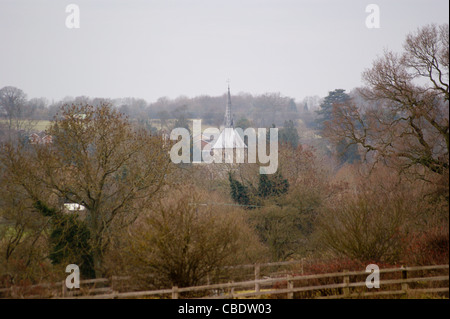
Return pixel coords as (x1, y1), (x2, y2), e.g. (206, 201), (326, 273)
(224, 81), (233, 128)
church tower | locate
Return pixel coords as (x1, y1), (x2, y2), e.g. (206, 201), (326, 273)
(212, 83), (247, 164)
(224, 83), (234, 128)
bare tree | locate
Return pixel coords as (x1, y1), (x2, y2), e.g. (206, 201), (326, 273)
(324, 24), (449, 178)
(0, 86), (32, 132)
(317, 166), (422, 263)
(123, 189), (264, 288)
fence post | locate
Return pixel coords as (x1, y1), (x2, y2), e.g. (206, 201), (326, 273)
(61, 280), (67, 298)
(401, 266), (408, 294)
(111, 276), (115, 293)
(301, 258), (304, 275)
(287, 275), (294, 299)
(172, 286), (179, 299)
(254, 263), (261, 293)
(229, 281), (235, 299)
(343, 270), (350, 297)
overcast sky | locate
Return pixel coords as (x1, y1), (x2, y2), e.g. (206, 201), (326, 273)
(0, 0), (448, 103)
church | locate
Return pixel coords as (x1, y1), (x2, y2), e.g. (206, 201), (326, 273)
(210, 84), (247, 163)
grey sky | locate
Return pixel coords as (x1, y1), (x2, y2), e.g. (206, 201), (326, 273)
(0, 0), (448, 103)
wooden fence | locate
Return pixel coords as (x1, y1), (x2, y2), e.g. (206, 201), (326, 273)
(1, 262), (448, 299)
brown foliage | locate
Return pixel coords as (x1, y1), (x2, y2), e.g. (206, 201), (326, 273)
(317, 164), (448, 264)
(108, 187), (267, 289)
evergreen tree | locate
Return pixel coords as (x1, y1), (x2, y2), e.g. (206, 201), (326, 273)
(229, 171), (289, 207)
(288, 98), (297, 112)
(316, 89), (361, 165)
(228, 173), (252, 207)
(316, 89), (350, 129)
(34, 200), (95, 278)
(257, 174), (272, 199)
(279, 120), (299, 149)
(258, 171), (289, 198)
(303, 103), (309, 112)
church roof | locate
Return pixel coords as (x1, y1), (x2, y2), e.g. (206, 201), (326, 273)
(212, 83), (247, 150)
(212, 128), (247, 149)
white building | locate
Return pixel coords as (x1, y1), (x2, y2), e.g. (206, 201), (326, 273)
(211, 84), (247, 163)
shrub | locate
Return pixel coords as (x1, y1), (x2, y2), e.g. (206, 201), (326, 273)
(118, 188), (265, 289)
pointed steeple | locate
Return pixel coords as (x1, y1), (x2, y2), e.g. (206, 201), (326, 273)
(224, 82), (233, 128)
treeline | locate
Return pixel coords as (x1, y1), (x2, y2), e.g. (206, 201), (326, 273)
(0, 88), (318, 128)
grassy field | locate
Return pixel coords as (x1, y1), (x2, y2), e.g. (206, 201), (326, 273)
(0, 120), (52, 132)
(32, 120), (52, 131)
(0, 119), (204, 132)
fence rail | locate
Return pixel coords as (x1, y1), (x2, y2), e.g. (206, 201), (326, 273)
(1, 263), (448, 299)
